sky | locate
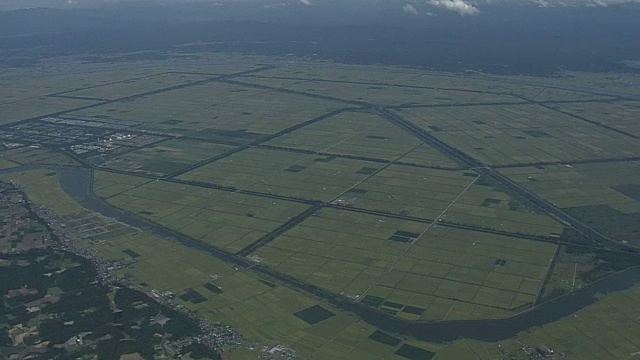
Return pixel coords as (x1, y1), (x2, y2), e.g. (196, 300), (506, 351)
(1, 0), (639, 14)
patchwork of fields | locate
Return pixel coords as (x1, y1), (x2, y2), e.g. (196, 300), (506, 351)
(3, 55), (640, 359)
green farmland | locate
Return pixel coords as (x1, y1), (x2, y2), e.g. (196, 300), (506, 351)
(2, 52), (640, 359)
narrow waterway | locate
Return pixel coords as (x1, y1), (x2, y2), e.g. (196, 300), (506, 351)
(3, 165), (639, 343)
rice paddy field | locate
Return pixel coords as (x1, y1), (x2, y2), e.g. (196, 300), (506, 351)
(3, 54), (640, 359)
(500, 161), (640, 246)
(89, 230), (442, 360)
(397, 104), (638, 166)
(179, 147), (382, 201)
(0, 147), (80, 167)
(546, 101), (640, 137)
(264, 110), (458, 168)
(234, 75), (524, 107)
(94, 171), (311, 253)
(67, 81), (345, 138)
(442, 180), (565, 237)
(101, 138), (235, 176)
(254, 208), (557, 321)
(60, 72), (214, 101)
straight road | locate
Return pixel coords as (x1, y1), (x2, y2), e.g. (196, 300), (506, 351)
(375, 107), (623, 250)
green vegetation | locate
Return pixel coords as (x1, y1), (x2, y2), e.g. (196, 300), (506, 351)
(399, 104), (637, 166)
(548, 101), (640, 137)
(102, 139), (234, 176)
(0, 170), (84, 215)
(0, 250), (220, 360)
(266, 110), (458, 167)
(2, 53), (640, 359)
(501, 161), (640, 245)
(69, 81), (344, 137)
(90, 224), (439, 360)
(180, 146), (380, 201)
(256, 208), (557, 321)
(63, 72), (212, 100)
(0, 147), (79, 167)
(94, 171), (310, 253)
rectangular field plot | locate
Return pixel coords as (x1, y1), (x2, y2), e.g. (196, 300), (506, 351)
(236, 75), (521, 107)
(398, 104), (639, 166)
(92, 171), (153, 198)
(547, 101), (640, 137)
(266, 110), (458, 168)
(396, 144), (459, 169)
(100, 138), (234, 176)
(365, 226), (556, 321)
(180, 147), (381, 201)
(60, 72), (213, 100)
(94, 174), (310, 253)
(0, 147), (79, 167)
(68, 82), (345, 137)
(500, 161), (640, 245)
(443, 181), (565, 237)
(1, 96), (101, 125)
(255, 208), (556, 321)
(0, 68), (135, 125)
(253, 65), (610, 105)
(248, 64), (429, 84)
(333, 165), (476, 220)
(253, 208), (429, 295)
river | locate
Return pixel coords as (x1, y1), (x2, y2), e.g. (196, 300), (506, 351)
(2, 164), (639, 343)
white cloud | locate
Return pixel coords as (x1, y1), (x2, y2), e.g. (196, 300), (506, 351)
(530, 0), (640, 7)
(263, 2), (288, 8)
(299, 0), (313, 5)
(427, 0), (480, 15)
(532, 0), (552, 6)
(402, 3), (420, 14)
